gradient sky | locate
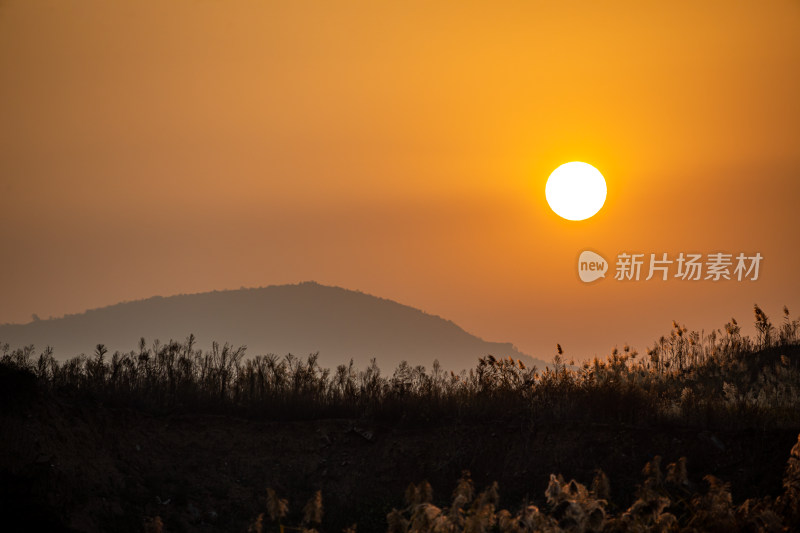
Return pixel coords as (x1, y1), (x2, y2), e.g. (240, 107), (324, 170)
(1, 0), (799, 361)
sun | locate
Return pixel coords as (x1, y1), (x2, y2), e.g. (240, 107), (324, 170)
(545, 162), (607, 221)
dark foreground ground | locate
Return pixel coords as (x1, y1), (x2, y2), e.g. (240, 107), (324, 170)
(1, 370), (797, 533)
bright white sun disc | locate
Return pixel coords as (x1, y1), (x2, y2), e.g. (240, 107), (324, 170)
(545, 162), (607, 221)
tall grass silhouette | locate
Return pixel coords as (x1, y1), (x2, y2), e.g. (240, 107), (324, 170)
(2, 304), (799, 429)
(3, 305), (800, 531)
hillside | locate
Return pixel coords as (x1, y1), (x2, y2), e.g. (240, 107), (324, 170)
(0, 282), (545, 372)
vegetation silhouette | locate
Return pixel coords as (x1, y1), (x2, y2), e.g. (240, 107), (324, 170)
(3, 304), (798, 429)
(2, 304), (799, 531)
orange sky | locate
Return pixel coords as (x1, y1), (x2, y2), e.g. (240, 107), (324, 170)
(1, 0), (799, 361)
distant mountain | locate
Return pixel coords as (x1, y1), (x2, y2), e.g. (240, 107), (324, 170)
(0, 282), (547, 372)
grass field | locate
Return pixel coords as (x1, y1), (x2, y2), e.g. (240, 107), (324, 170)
(2, 305), (799, 531)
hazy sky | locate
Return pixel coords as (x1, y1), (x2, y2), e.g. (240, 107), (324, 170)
(1, 0), (799, 361)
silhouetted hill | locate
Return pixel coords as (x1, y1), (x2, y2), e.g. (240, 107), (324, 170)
(0, 282), (545, 371)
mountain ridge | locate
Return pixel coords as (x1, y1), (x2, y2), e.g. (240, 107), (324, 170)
(0, 282), (547, 371)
